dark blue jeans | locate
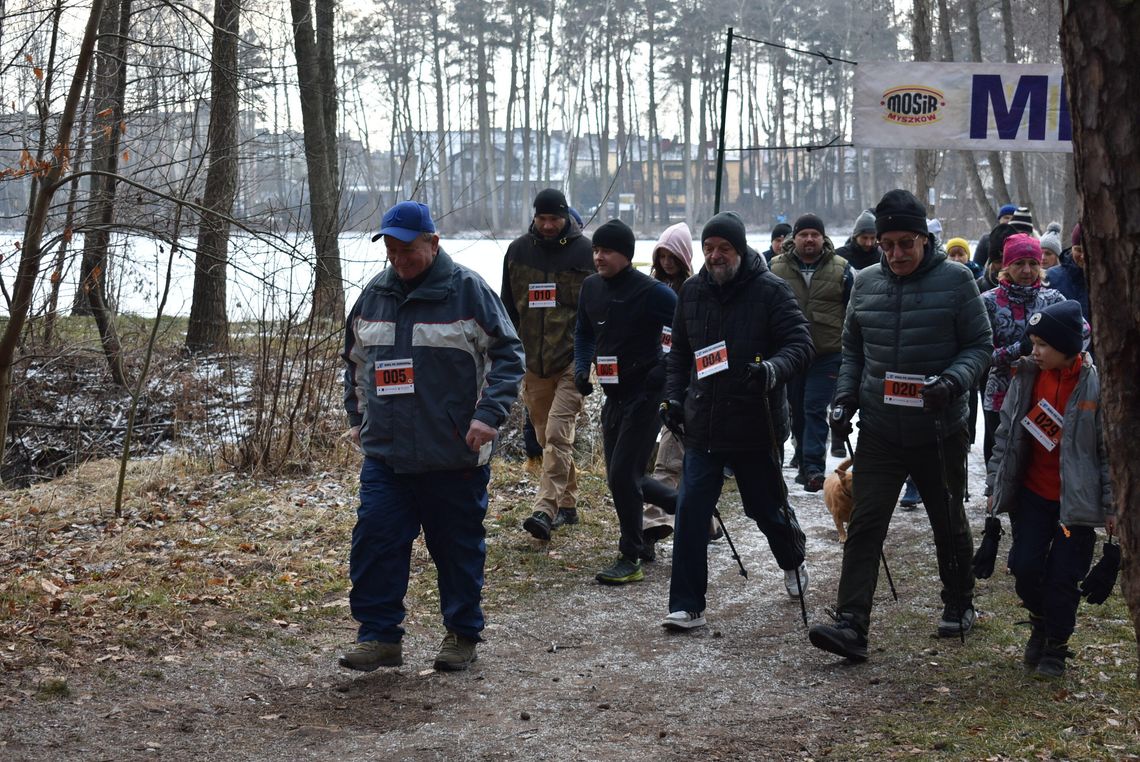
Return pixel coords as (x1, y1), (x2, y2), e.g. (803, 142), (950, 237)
(787, 352), (841, 476)
(349, 457), (490, 644)
(668, 447), (805, 614)
(1008, 487), (1095, 643)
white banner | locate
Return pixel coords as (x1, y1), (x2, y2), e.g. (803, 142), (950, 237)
(854, 62), (1072, 153)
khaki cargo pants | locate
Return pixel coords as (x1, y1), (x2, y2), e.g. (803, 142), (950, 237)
(522, 367), (583, 519)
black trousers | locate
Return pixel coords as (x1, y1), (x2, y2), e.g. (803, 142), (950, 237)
(837, 425), (975, 635)
(602, 389), (677, 561)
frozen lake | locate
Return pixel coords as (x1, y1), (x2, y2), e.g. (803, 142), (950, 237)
(0, 229), (781, 320)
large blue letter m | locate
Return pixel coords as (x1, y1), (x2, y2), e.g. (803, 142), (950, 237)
(970, 74), (1050, 140)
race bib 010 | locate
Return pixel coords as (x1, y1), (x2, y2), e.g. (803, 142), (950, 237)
(1021, 398), (1063, 452)
(883, 371), (925, 408)
(694, 340), (729, 379)
(375, 358), (415, 396)
(660, 326), (673, 354)
(528, 282), (556, 308)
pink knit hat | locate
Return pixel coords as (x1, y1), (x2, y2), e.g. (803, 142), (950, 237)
(1002, 233), (1042, 268)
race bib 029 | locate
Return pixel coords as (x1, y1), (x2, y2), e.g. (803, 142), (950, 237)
(1021, 397), (1063, 452)
(375, 358), (415, 396)
(883, 371), (925, 408)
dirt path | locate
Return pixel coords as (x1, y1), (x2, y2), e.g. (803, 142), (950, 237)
(2, 438), (1001, 761)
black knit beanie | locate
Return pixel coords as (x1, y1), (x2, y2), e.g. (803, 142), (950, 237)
(988, 223), (1019, 264)
(1010, 206), (1034, 233)
(702, 212), (748, 256)
(874, 189), (928, 236)
(793, 213), (825, 237)
(771, 222), (792, 240)
(591, 218), (636, 260)
(1026, 300), (1084, 358)
(533, 188), (568, 216)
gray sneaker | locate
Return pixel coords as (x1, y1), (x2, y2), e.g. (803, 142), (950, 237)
(338, 640), (402, 671)
(937, 604), (977, 638)
(783, 563), (809, 599)
(433, 631), (478, 671)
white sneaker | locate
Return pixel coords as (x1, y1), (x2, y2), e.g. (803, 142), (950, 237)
(661, 610), (706, 631)
(784, 563), (809, 599)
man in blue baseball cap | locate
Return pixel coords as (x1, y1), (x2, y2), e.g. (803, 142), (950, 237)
(341, 200), (525, 673)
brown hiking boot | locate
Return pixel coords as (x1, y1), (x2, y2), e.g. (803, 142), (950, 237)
(433, 631), (478, 671)
(338, 640), (402, 671)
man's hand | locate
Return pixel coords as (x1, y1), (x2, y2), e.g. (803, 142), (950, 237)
(348, 425), (361, 450)
(744, 361), (776, 394)
(921, 375), (960, 411)
(465, 419), (498, 452)
(573, 370), (593, 397)
(660, 400), (685, 438)
(829, 401), (855, 441)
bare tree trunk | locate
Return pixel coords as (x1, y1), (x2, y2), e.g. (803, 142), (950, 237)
(430, 4), (451, 217)
(999, 0), (1035, 219)
(965, 0), (1011, 208)
(912, 0), (937, 215)
(1059, 0), (1140, 683)
(290, 0), (344, 320)
(1, 0), (105, 477)
(475, 28), (498, 230)
(186, 0), (240, 353)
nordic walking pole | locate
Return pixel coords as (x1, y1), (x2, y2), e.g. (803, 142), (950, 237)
(759, 367), (808, 628)
(844, 435), (898, 602)
(933, 413), (966, 643)
(713, 508), (748, 578)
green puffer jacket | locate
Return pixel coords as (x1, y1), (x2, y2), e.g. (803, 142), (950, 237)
(500, 218), (594, 377)
(835, 243), (992, 446)
(985, 355), (1113, 525)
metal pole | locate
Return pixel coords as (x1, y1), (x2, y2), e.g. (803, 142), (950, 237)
(713, 27), (733, 215)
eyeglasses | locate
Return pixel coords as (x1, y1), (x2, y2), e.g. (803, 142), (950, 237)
(878, 235), (922, 253)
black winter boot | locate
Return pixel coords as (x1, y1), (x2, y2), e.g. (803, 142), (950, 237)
(1023, 615), (1046, 667)
(1034, 639), (1073, 679)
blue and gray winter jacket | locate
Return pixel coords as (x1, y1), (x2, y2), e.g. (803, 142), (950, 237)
(343, 249), (525, 473)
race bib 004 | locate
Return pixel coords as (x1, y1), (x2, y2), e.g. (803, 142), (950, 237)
(694, 340), (729, 379)
(883, 371), (925, 408)
(596, 356), (619, 384)
(528, 282), (556, 308)
(660, 326), (673, 354)
(1021, 398), (1063, 452)
(375, 359), (415, 396)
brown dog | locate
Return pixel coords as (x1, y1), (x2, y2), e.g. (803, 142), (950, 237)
(822, 458), (854, 542)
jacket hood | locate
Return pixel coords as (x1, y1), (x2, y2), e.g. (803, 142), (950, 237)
(653, 222), (694, 272)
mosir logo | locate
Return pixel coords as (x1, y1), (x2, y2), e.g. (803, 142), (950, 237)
(880, 85), (946, 125)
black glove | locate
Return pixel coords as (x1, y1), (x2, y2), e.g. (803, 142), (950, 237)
(573, 370), (593, 397)
(921, 375), (960, 411)
(744, 360), (776, 395)
(659, 399), (685, 438)
(829, 400), (855, 441)
(971, 515), (1004, 580)
(1081, 542), (1120, 604)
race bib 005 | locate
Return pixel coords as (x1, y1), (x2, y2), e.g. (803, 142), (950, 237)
(883, 371), (925, 408)
(596, 356), (619, 384)
(1021, 398), (1063, 452)
(694, 340), (729, 379)
(375, 359), (415, 396)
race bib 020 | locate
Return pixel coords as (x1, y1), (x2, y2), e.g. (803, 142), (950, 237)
(883, 371), (925, 408)
(596, 356), (619, 384)
(528, 282), (556, 308)
(660, 326), (673, 354)
(1021, 398), (1063, 452)
(694, 340), (729, 379)
(375, 358), (415, 396)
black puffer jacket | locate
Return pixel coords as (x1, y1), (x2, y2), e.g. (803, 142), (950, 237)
(666, 247), (814, 451)
(834, 242), (992, 446)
